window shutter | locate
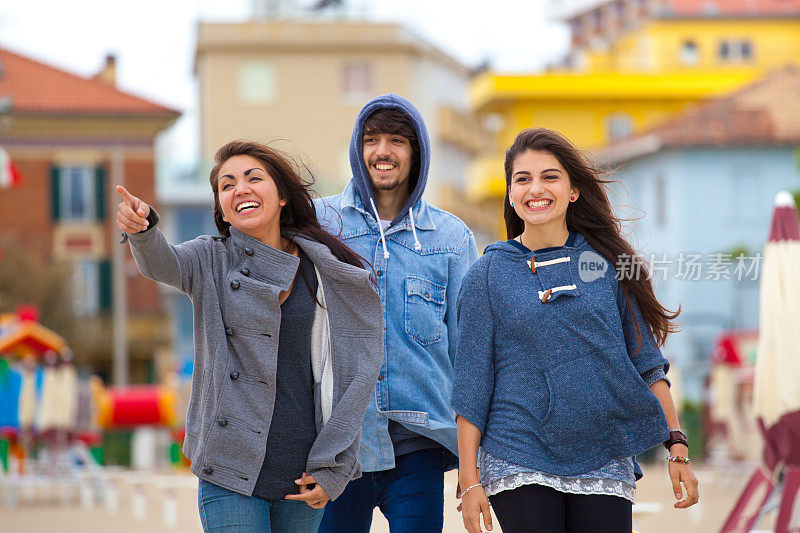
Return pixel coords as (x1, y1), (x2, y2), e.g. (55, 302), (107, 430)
(99, 260), (112, 311)
(95, 165), (106, 220)
(50, 166), (60, 221)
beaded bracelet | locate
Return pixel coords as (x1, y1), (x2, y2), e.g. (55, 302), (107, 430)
(461, 483), (483, 497)
(666, 455), (691, 464)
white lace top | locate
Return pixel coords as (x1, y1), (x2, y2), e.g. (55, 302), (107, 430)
(478, 448), (636, 503)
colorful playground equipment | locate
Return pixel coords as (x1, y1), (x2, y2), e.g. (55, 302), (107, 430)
(0, 306), (190, 510)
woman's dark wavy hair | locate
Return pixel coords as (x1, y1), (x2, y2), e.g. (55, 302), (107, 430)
(503, 128), (680, 348)
(209, 140), (364, 270)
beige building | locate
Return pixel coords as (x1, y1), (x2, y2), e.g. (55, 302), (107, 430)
(195, 19), (490, 237)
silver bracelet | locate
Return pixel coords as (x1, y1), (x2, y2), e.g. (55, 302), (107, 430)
(461, 483), (483, 498)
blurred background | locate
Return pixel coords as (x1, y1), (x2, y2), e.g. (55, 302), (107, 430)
(0, 0), (799, 531)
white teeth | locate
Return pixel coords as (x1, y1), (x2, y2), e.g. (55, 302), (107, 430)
(526, 199), (551, 208)
(236, 201), (260, 213)
(375, 163), (395, 171)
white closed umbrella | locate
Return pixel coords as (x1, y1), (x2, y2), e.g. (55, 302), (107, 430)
(54, 362), (78, 430)
(753, 191), (800, 427)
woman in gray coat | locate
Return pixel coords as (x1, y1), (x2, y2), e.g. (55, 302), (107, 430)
(115, 140), (384, 533)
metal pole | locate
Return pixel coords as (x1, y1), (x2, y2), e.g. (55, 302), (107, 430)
(111, 147), (128, 385)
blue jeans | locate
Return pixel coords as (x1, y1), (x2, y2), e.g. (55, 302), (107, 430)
(318, 448), (446, 533)
(198, 479), (325, 533)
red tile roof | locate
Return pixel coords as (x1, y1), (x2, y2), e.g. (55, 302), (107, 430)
(660, 0), (800, 17)
(0, 47), (179, 117)
(597, 66), (800, 162)
(565, 0), (800, 20)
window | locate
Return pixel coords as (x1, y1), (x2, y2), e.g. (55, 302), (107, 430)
(342, 63), (373, 103)
(680, 40), (699, 65)
(718, 40), (754, 63)
(239, 61), (276, 104)
(607, 113), (633, 141)
(73, 260), (100, 315)
(740, 40), (753, 60)
(56, 166), (96, 222)
(718, 41), (730, 61)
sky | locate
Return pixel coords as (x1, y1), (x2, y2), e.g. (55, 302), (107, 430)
(0, 0), (580, 172)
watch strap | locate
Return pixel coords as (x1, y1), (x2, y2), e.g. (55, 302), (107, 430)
(663, 429), (688, 451)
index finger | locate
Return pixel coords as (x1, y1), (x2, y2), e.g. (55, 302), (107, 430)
(116, 185), (134, 202)
(481, 498), (493, 531)
(285, 491), (314, 501)
(676, 476), (700, 508)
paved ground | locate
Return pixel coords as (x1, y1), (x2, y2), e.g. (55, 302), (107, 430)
(0, 461), (774, 532)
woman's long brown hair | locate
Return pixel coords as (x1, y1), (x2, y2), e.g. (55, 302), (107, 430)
(209, 140), (365, 270)
(503, 128), (680, 347)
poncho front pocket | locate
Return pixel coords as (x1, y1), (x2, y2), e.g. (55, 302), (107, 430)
(539, 351), (651, 445)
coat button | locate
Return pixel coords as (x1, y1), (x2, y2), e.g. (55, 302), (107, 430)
(230, 280), (240, 290)
(202, 466), (213, 475)
(240, 268), (250, 276)
(245, 247), (254, 256)
(217, 419), (227, 427)
(225, 328), (234, 336)
(377, 270), (383, 277)
(230, 371), (240, 380)
(378, 375), (384, 381)
(424, 292), (430, 299)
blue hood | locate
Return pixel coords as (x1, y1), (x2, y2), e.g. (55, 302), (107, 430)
(348, 93), (431, 228)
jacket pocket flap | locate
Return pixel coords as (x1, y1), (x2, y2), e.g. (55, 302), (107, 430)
(405, 276), (445, 305)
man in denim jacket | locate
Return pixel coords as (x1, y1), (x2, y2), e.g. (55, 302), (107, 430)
(316, 94), (478, 531)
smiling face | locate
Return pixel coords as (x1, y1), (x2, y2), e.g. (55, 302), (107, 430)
(217, 154), (286, 241)
(508, 150), (579, 232)
(362, 132), (413, 194)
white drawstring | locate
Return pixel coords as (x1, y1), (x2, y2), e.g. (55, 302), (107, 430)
(408, 207), (422, 251)
(369, 197), (390, 260)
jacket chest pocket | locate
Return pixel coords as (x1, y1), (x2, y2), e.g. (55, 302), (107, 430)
(532, 256), (579, 303)
(404, 275), (446, 346)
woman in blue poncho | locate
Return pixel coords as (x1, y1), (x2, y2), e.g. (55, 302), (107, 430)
(453, 129), (699, 533)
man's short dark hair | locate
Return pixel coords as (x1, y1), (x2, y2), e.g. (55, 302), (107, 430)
(363, 109), (417, 145)
(363, 109), (421, 189)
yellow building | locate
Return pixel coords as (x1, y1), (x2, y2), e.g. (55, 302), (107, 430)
(469, 0), (800, 228)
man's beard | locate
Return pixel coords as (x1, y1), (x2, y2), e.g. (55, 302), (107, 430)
(371, 175), (404, 191)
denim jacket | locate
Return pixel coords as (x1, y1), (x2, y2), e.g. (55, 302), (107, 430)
(315, 94), (478, 471)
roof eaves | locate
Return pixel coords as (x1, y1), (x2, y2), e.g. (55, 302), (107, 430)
(12, 108), (181, 118)
(592, 133), (664, 164)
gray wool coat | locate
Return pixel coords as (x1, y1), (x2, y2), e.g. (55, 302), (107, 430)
(126, 216), (384, 500)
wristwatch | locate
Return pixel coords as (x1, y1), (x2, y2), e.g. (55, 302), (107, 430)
(663, 429), (688, 451)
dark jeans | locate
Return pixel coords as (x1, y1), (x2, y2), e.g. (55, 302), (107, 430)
(489, 483), (632, 533)
(198, 479), (324, 533)
(318, 448), (446, 533)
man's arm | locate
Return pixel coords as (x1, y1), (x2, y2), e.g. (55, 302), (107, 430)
(445, 230), (478, 366)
